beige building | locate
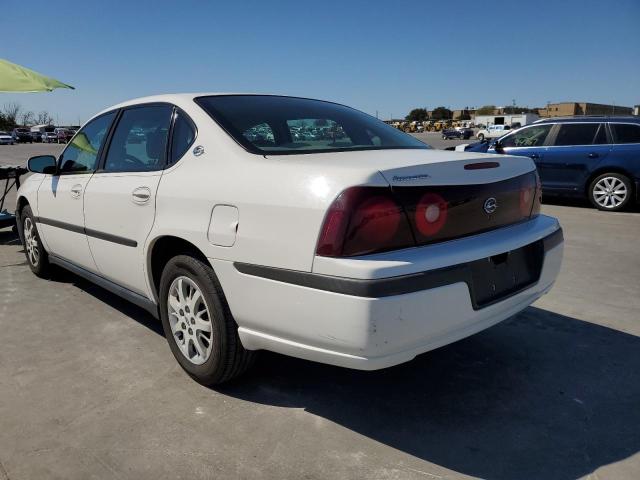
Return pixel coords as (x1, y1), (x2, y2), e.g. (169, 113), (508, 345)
(538, 102), (633, 117)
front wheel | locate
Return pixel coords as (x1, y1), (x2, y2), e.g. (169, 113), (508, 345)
(21, 205), (50, 277)
(477, 133), (485, 141)
(589, 173), (632, 212)
(159, 254), (255, 385)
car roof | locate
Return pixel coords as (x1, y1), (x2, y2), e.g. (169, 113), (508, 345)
(102, 92), (318, 110)
(90, 93), (325, 124)
(535, 116), (640, 124)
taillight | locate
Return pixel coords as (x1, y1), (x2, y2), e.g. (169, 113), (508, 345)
(414, 193), (448, 236)
(531, 170), (542, 216)
(519, 171), (540, 217)
(316, 187), (415, 257)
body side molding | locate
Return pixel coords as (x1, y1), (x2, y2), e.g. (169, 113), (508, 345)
(35, 216), (137, 247)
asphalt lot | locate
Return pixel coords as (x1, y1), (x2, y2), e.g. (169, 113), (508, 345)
(1, 140), (639, 479)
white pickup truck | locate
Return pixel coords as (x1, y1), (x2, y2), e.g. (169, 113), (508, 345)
(476, 124), (511, 141)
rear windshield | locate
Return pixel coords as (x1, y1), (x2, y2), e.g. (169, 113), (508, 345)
(195, 95), (429, 155)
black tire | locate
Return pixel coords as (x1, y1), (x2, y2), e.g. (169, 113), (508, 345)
(478, 133), (485, 141)
(20, 205), (51, 278)
(588, 172), (633, 212)
(159, 254), (255, 385)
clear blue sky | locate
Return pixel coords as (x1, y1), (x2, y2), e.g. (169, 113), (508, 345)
(3, 0), (639, 124)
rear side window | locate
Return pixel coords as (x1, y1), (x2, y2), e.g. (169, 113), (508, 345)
(611, 123), (640, 144)
(553, 123), (600, 146)
(59, 111), (116, 173)
(500, 124), (552, 148)
(104, 105), (173, 172)
(170, 110), (196, 164)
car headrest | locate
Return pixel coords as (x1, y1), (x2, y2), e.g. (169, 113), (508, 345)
(146, 131), (164, 160)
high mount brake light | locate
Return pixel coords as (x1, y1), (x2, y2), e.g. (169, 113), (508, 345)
(315, 187), (415, 257)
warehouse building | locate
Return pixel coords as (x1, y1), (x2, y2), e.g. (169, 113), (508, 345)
(539, 102), (633, 117)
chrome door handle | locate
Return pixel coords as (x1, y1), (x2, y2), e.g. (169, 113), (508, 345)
(588, 152), (599, 158)
(70, 184), (83, 198)
(132, 187), (151, 204)
(529, 154), (540, 160)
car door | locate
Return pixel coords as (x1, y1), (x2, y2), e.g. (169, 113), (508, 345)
(541, 123), (610, 192)
(82, 104), (174, 295)
(36, 111), (116, 270)
(490, 124), (553, 173)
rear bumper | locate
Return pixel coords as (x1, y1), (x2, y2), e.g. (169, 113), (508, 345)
(212, 215), (563, 370)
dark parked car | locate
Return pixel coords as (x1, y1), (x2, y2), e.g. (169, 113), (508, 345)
(487, 116), (640, 211)
(55, 128), (74, 143)
(441, 128), (473, 140)
(29, 131), (42, 143)
(12, 128), (33, 143)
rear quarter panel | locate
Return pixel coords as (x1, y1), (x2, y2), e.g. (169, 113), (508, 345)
(149, 120), (386, 274)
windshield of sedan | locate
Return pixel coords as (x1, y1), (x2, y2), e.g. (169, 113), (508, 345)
(195, 95), (429, 155)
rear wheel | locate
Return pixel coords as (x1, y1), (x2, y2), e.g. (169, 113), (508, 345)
(159, 254), (255, 385)
(478, 133), (485, 141)
(21, 205), (50, 277)
(588, 173), (632, 212)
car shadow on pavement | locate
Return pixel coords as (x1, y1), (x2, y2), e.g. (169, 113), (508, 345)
(217, 306), (640, 480)
(47, 267), (164, 336)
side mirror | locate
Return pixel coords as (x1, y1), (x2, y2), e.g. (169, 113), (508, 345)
(28, 155), (57, 174)
(493, 140), (504, 152)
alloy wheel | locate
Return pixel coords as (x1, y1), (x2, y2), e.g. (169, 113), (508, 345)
(593, 176), (627, 209)
(167, 276), (213, 365)
(23, 218), (39, 266)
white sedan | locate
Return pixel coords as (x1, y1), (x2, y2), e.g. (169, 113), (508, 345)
(16, 94), (563, 385)
(0, 131), (15, 145)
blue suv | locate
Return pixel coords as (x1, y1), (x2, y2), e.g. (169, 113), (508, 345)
(486, 116), (640, 211)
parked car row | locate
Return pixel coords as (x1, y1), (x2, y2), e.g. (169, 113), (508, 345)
(5, 126), (77, 144)
(448, 116), (640, 212)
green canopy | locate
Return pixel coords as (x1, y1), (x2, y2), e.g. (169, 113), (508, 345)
(0, 58), (74, 92)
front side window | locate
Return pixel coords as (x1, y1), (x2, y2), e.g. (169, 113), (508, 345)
(500, 124), (552, 148)
(611, 123), (640, 144)
(59, 111), (116, 173)
(553, 123), (601, 146)
(103, 105), (172, 172)
(195, 95), (428, 155)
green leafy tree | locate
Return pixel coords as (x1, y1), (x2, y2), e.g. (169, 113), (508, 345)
(431, 106), (452, 120)
(476, 105), (497, 115)
(405, 108), (429, 122)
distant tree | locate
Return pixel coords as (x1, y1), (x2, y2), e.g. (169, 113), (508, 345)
(314, 118), (328, 127)
(405, 108), (429, 122)
(0, 113), (12, 131)
(2, 102), (21, 126)
(476, 105), (497, 115)
(20, 110), (35, 126)
(430, 106), (452, 120)
(36, 111), (54, 125)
